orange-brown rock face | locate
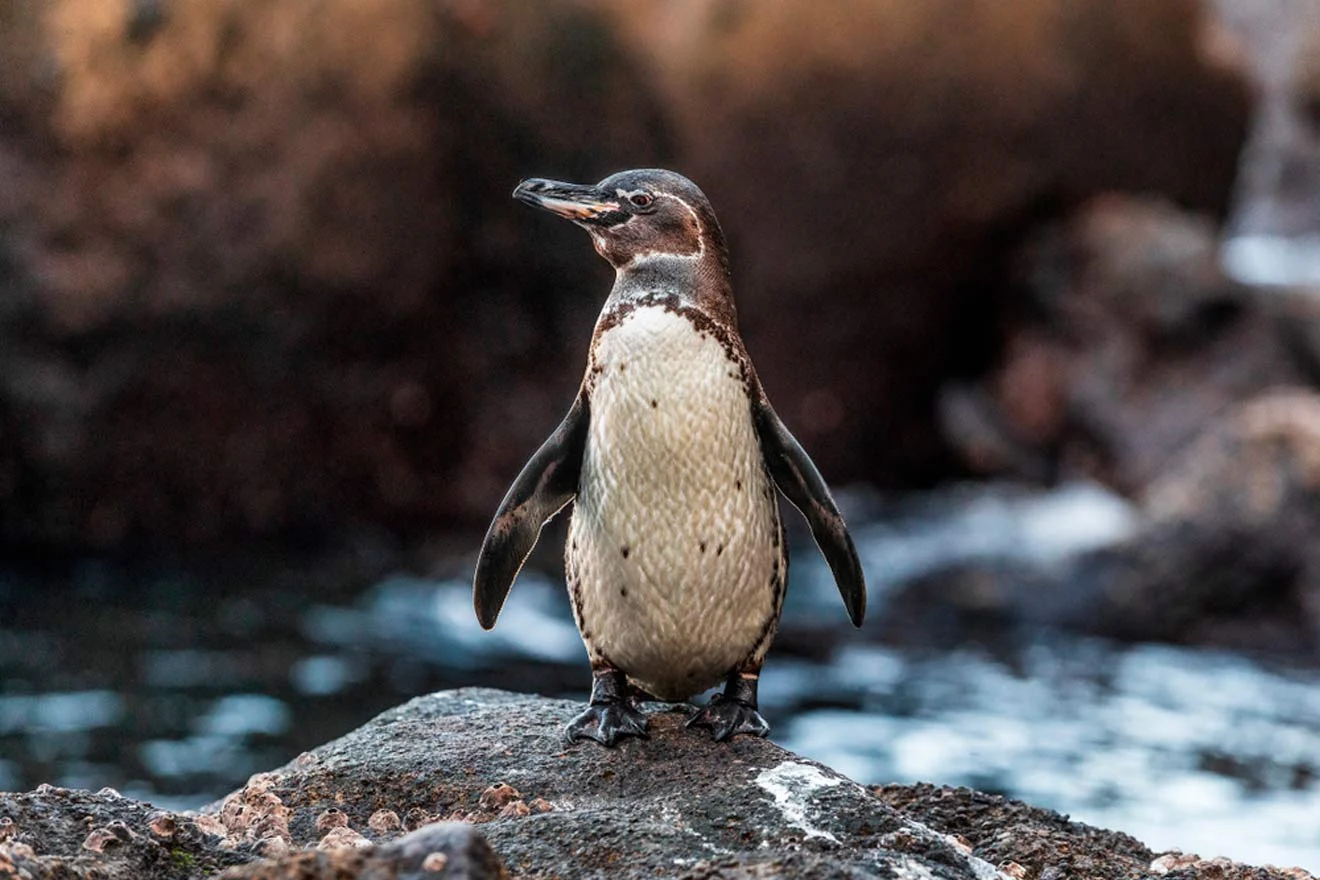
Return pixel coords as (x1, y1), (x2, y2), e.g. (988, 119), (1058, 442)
(0, 0), (1251, 551)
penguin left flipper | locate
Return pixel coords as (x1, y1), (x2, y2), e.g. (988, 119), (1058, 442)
(752, 397), (867, 627)
(474, 393), (590, 630)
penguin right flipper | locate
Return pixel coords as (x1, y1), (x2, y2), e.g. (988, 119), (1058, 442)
(474, 393), (590, 629)
(752, 397), (867, 627)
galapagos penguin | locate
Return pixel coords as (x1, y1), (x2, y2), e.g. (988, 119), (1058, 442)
(474, 169), (866, 745)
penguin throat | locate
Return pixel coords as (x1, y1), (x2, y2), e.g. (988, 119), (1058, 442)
(610, 257), (738, 332)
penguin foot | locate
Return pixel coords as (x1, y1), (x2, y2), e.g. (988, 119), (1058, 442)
(685, 693), (770, 742)
(564, 701), (649, 746)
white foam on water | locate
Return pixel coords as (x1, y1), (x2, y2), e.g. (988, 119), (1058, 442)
(849, 481), (1137, 597)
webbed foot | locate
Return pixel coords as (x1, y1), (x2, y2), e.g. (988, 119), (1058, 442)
(686, 671), (770, 741)
(686, 693), (769, 741)
(565, 700), (649, 745)
(564, 664), (649, 747)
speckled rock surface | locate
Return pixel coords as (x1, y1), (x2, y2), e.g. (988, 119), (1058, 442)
(215, 822), (506, 879)
(0, 785), (251, 878)
(2, 689), (1313, 879)
(874, 783), (1314, 880)
(219, 688), (1003, 879)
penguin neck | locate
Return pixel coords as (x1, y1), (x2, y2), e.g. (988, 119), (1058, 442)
(608, 251), (737, 329)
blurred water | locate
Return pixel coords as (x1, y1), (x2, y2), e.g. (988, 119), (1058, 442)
(776, 643), (1320, 870)
(1223, 234), (1320, 286)
(1212, 0), (1320, 288)
(0, 481), (1317, 870)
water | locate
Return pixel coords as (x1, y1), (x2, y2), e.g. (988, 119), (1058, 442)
(1212, 0), (1320, 289)
(777, 642), (1320, 870)
(0, 482), (1317, 870)
(1223, 234), (1320, 286)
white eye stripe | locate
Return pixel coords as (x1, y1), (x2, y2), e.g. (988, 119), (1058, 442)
(656, 192), (706, 259)
(608, 189), (707, 267)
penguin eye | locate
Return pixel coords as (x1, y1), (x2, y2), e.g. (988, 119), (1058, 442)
(628, 193), (654, 209)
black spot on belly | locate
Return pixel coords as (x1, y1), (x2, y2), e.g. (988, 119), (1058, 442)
(698, 541), (706, 553)
(650, 399), (657, 408)
(716, 543), (724, 556)
(620, 545), (630, 559)
(620, 586), (628, 598)
(619, 362), (627, 372)
(735, 479), (742, 491)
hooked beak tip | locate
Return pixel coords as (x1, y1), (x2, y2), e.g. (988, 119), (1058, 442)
(512, 177), (621, 222)
(511, 179), (547, 207)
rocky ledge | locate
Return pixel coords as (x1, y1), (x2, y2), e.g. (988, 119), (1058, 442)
(0, 688), (1311, 879)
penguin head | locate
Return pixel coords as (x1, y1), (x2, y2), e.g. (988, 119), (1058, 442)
(513, 169), (728, 270)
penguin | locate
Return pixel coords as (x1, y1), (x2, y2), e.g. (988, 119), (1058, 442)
(474, 169), (865, 745)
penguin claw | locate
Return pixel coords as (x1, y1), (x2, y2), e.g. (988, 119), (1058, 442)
(564, 701), (650, 746)
(685, 694), (770, 741)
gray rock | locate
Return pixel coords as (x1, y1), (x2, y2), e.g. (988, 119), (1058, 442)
(1, 689), (1311, 879)
(214, 688), (1002, 879)
(0, 784), (250, 879)
(215, 821), (504, 880)
(1091, 388), (1320, 650)
(944, 195), (1297, 495)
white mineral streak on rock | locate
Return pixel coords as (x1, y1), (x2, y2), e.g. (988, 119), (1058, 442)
(900, 816), (1010, 880)
(754, 762), (843, 844)
(890, 857), (944, 880)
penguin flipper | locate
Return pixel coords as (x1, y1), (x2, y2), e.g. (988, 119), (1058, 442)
(752, 398), (866, 627)
(474, 393), (590, 629)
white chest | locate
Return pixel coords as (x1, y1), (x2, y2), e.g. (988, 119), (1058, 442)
(566, 305), (782, 700)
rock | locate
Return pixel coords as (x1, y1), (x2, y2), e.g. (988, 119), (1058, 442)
(944, 195), (1307, 494)
(876, 783), (1154, 879)
(1087, 388), (1320, 650)
(0, 0), (1250, 553)
(0, 0), (667, 552)
(0, 689), (1311, 879)
(934, 191), (1320, 652)
(217, 822), (504, 879)
(876, 784), (1312, 880)
(0, 785), (251, 878)
(208, 688), (1004, 879)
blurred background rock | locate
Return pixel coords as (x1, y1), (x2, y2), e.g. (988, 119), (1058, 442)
(4, 0), (1320, 869)
(0, 0), (1252, 550)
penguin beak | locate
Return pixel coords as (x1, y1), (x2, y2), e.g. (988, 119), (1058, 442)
(513, 178), (625, 225)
